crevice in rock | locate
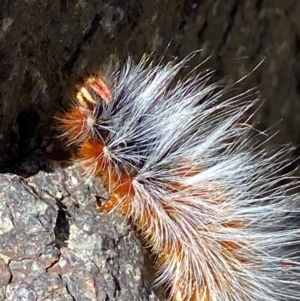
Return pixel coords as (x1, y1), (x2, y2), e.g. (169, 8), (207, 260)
(54, 205), (70, 249)
(62, 13), (101, 74)
(112, 275), (121, 297)
(218, 0), (245, 51)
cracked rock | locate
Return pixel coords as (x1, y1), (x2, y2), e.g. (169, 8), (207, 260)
(0, 166), (159, 301)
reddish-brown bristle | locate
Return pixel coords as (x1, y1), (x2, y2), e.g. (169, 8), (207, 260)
(75, 138), (135, 215)
(76, 139), (109, 172)
(58, 106), (93, 144)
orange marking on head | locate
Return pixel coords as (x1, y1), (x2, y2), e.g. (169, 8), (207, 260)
(89, 78), (112, 103)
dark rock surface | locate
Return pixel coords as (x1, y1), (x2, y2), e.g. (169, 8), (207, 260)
(1, 1), (300, 161)
(1, 1), (300, 300)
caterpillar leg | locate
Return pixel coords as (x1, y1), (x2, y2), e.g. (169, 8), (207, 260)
(96, 173), (135, 215)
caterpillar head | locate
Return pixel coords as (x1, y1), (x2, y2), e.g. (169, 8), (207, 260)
(57, 75), (112, 146)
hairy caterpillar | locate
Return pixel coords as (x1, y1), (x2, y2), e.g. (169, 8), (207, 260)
(57, 54), (300, 301)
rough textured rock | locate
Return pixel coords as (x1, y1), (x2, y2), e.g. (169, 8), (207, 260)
(1, 1), (300, 300)
(0, 166), (159, 301)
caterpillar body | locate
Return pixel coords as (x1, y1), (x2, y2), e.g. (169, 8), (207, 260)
(57, 54), (300, 301)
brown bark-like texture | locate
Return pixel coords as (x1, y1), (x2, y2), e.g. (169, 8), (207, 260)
(0, 1), (300, 300)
